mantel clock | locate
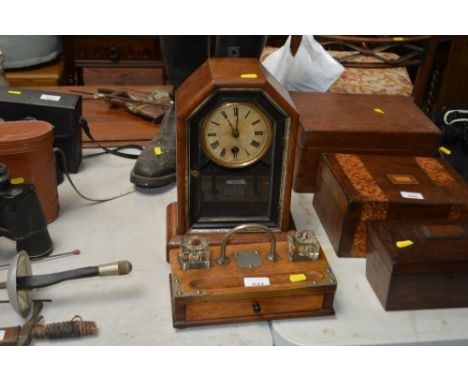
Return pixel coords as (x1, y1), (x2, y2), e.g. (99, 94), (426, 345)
(167, 58), (299, 240)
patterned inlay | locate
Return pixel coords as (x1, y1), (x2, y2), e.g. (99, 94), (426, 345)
(335, 154), (388, 201)
(335, 154), (389, 257)
(415, 157), (468, 219)
(415, 157), (458, 188)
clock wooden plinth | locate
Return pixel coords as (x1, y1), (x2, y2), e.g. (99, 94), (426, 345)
(169, 238), (336, 329)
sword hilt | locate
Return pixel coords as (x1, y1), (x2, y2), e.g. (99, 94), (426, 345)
(0, 317), (98, 345)
(15, 261), (132, 290)
(32, 316), (97, 339)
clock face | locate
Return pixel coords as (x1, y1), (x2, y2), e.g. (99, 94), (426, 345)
(201, 102), (273, 168)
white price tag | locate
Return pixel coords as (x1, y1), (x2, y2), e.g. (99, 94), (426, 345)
(244, 277), (270, 287)
(0, 330), (5, 341)
(40, 94), (61, 102)
(400, 191), (424, 200)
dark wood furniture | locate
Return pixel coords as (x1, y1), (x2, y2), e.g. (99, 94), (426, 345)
(315, 35), (439, 107)
(313, 153), (468, 257)
(291, 92), (441, 193)
(428, 36), (468, 114)
(62, 36), (166, 86)
(367, 219), (468, 310)
(63, 36), (288, 86)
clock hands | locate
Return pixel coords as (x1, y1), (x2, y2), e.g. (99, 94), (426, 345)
(221, 109), (239, 138)
(217, 106), (263, 160)
(235, 106), (240, 137)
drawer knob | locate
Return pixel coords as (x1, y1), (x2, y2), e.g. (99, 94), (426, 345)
(252, 303), (261, 314)
(109, 45), (119, 62)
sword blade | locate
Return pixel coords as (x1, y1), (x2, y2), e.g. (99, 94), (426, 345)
(0, 249), (81, 270)
(0, 299), (52, 304)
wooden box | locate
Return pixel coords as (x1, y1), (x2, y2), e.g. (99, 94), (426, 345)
(291, 93), (441, 192)
(169, 238), (336, 328)
(5, 59), (64, 87)
(313, 153), (468, 257)
(367, 220), (468, 310)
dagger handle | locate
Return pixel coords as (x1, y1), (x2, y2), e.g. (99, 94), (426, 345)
(32, 319), (97, 339)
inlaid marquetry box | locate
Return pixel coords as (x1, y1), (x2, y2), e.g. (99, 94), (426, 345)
(313, 153), (468, 257)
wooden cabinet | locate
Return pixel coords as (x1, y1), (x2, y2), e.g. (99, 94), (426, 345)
(62, 36), (166, 85)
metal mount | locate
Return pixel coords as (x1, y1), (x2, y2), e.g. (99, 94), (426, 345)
(217, 223), (278, 266)
(234, 250), (262, 269)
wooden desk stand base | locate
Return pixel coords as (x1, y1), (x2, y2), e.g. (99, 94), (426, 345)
(168, 240), (336, 329)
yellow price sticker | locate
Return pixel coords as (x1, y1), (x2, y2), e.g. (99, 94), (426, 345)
(374, 108), (385, 115)
(439, 146), (452, 155)
(393, 37), (405, 41)
(10, 177), (25, 185)
(289, 274), (307, 283)
(396, 240), (414, 248)
(154, 146), (162, 156)
(8, 90), (22, 95)
(240, 73), (258, 79)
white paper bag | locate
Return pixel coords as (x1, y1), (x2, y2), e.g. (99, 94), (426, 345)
(263, 35), (344, 92)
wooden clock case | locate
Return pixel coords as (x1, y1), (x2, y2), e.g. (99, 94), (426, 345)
(166, 58), (300, 253)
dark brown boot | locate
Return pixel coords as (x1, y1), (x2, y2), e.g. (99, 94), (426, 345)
(129, 36), (210, 188)
(130, 106), (176, 188)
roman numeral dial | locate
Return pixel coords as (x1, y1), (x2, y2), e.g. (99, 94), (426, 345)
(202, 102), (272, 168)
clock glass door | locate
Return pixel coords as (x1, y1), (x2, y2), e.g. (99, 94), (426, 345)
(187, 91), (288, 230)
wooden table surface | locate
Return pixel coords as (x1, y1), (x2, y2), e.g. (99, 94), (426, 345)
(35, 86), (171, 147)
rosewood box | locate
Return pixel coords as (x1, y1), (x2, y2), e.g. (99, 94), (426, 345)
(313, 153), (468, 257)
(367, 220), (468, 310)
(291, 93), (441, 192)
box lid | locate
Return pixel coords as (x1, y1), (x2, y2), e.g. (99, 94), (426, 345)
(322, 153), (468, 209)
(368, 220), (468, 273)
(290, 92), (440, 150)
(0, 120), (54, 154)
